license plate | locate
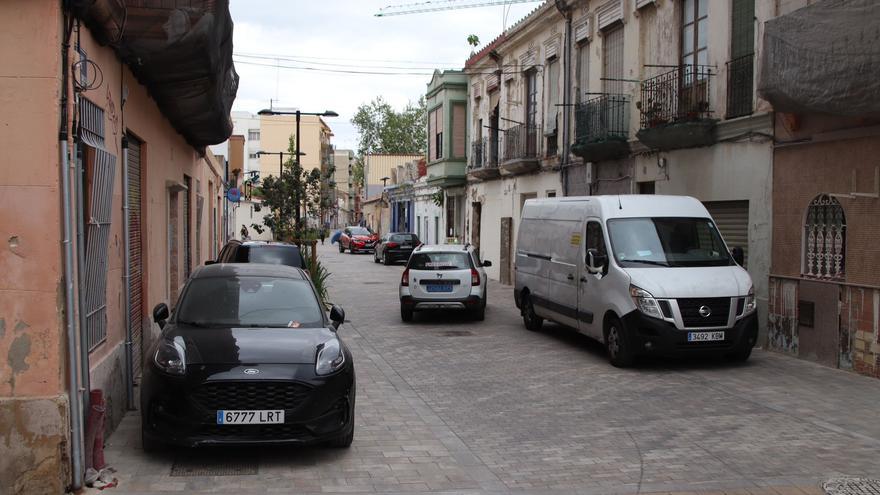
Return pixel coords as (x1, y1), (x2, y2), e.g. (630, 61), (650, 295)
(426, 284), (453, 293)
(687, 331), (725, 342)
(216, 410), (285, 425)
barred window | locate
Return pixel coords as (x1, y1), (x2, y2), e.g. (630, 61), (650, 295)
(803, 194), (846, 279)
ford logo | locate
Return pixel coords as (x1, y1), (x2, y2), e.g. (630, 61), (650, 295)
(698, 306), (712, 318)
(243, 368), (260, 375)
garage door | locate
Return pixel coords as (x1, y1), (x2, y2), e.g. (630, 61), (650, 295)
(703, 200), (749, 268)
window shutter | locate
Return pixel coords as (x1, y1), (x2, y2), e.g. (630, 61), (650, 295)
(453, 104), (466, 158)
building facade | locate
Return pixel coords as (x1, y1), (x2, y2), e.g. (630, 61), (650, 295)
(332, 148), (356, 227)
(209, 110), (261, 176)
(363, 153), (424, 200)
(465, 0), (775, 333)
(0, 1), (235, 491)
(760, 0), (880, 378)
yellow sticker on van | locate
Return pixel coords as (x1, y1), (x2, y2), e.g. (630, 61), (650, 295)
(570, 233), (582, 246)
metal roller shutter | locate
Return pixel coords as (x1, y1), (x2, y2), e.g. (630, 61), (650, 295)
(704, 200), (749, 268)
(127, 136), (144, 377)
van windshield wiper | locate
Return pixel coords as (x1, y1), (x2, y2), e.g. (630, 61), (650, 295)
(618, 259), (670, 267)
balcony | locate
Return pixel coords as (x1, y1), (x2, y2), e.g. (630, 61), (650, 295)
(571, 95), (630, 162)
(500, 123), (541, 175)
(726, 54), (754, 119)
(468, 138), (501, 180)
(636, 65), (717, 151)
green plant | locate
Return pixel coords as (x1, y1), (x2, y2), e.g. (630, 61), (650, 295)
(303, 245), (331, 304)
(431, 190), (444, 208)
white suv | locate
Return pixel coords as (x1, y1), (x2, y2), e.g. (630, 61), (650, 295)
(398, 244), (491, 322)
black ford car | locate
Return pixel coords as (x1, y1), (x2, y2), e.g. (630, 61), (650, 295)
(140, 264), (354, 450)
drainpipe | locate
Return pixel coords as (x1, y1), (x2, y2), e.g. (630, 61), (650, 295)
(555, 0), (573, 195)
(60, 4), (85, 489)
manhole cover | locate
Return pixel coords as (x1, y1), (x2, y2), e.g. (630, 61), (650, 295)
(170, 456), (258, 477)
(824, 478), (880, 495)
(440, 330), (473, 337)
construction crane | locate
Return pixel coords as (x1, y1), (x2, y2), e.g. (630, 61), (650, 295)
(375, 0), (542, 17)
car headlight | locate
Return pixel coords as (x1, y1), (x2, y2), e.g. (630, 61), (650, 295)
(744, 285), (757, 315)
(630, 285), (663, 320)
(316, 338), (345, 375)
(154, 337), (186, 375)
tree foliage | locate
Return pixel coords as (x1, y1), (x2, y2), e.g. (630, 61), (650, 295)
(350, 96), (427, 188)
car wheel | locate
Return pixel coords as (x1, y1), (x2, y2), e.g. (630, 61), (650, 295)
(401, 305), (414, 322)
(471, 304), (485, 321)
(605, 318), (634, 368)
(373, 251), (380, 263)
(522, 294), (543, 331)
(383, 252), (391, 265)
(727, 346), (752, 363)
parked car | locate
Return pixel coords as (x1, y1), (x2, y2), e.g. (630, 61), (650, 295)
(374, 232), (420, 265)
(210, 240), (307, 269)
(338, 226), (378, 254)
(399, 244), (491, 322)
(141, 263), (354, 451)
(514, 195), (757, 368)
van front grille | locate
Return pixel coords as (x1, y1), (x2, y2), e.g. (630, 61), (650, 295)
(676, 298), (731, 328)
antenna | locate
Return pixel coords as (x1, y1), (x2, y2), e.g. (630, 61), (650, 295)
(618, 195), (622, 210)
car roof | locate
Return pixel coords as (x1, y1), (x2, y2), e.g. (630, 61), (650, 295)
(414, 244), (471, 253)
(239, 241), (299, 248)
(193, 263), (308, 280)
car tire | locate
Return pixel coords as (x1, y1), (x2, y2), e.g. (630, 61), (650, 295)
(373, 251), (380, 263)
(383, 252), (391, 265)
(141, 428), (161, 454)
(727, 346), (752, 363)
(471, 304), (485, 321)
(401, 305), (414, 322)
(605, 318), (634, 368)
(522, 294), (543, 331)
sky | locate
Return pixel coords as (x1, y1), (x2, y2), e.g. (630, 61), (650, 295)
(229, 0), (540, 151)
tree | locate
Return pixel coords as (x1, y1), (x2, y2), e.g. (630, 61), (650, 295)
(258, 133), (325, 239)
(350, 96), (427, 188)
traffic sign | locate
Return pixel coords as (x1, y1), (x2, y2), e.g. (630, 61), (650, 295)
(226, 187), (241, 203)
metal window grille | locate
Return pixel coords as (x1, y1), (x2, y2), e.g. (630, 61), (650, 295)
(502, 123), (540, 162)
(84, 149), (117, 351)
(639, 65), (714, 128)
(804, 194), (846, 280)
(469, 138), (485, 169)
(726, 53), (754, 119)
(79, 98), (105, 148)
(575, 95), (629, 143)
(602, 25), (624, 96)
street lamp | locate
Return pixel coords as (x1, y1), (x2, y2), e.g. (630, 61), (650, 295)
(380, 176), (390, 187)
(257, 108), (338, 230)
(256, 150), (306, 178)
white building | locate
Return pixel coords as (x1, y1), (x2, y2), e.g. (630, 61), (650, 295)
(209, 110), (261, 176)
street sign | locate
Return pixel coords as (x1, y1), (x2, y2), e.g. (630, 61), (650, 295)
(226, 187), (241, 203)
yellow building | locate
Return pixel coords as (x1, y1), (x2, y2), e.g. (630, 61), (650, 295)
(258, 111), (333, 179)
(364, 153), (424, 199)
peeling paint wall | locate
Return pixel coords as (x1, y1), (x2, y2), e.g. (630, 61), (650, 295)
(768, 277), (799, 354)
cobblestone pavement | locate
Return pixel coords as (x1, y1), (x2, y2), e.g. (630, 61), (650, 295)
(104, 242), (880, 494)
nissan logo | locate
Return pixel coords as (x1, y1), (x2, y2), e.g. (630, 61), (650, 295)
(698, 306), (712, 318)
(243, 368), (260, 375)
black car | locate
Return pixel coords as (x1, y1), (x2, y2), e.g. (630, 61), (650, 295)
(211, 240), (307, 269)
(141, 264), (354, 450)
(373, 232), (420, 265)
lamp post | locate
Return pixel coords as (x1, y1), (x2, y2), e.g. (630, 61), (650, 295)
(258, 108), (338, 232)
(255, 150), (306, 179)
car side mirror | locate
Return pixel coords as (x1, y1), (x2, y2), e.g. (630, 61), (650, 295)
(152, 303), (170, 330)
(731, 246), (745, 267)
(587, 249), (608, 274)
(482, 260), (492, 267)
(329, 304), (345, 330)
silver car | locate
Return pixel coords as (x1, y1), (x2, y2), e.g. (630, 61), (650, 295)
(398, 244), (491, 322)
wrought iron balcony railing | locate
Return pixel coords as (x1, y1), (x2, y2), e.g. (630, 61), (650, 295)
(502, 123), (540, 163)
(639, 65), (714, 129)
(469, 138), (484, 169)
(575, 95), (630, 143)
(726, 53), (754, 119)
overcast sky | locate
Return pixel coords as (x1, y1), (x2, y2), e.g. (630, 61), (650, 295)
(229, 0), (539, 151)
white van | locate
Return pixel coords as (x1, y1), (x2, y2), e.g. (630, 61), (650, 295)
(514, 195), (757, 367)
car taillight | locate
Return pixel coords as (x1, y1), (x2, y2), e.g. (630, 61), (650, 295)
(401, 268), (409, 286)
(386, 242), (399, 248)
(471, 268), (480, 286)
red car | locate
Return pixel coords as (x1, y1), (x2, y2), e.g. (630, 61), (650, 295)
(338, 226), (379, 254)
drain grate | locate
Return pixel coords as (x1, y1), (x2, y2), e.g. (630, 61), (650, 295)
(824, 478), (880, 495)
(440, 330), (474, 337)
(170, 456), (258, 477)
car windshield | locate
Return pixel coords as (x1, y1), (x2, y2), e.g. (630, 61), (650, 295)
(176, 276), (324, 328)
(408, 252), (471, 270)
(390, 234), (416, 243)
(237, 245), (304, 268)
(349, 227), (371, 236)
(607, 217), (733, 267)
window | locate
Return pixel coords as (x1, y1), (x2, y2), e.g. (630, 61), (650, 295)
(434, 216), (439, 245)
(452, 103), (466, 158)
(417, 215), (421, 238)
(607, 217), (732, 268)
(638, 182), (656, 194)
(545, 57), (559, 133)
(546, 190), (557, 198)
(602, 25), (624, 95)
(586, 221), (607, 257)
(525, 70), (538, 129)
(249, 153), (258, 159)
(248, 129), (260, 140)
(804, 194), (846, 279)
(429, 106), (443, 160)
(408, 252), (472, 271)
(682, 0), (709, 69)
(577, 42), (590, 102)
(727, 0), (755, 118)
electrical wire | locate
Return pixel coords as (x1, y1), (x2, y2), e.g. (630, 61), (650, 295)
(234, 51), (461, 66)
(232, 58), (524, 76)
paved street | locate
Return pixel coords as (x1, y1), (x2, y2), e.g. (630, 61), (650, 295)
(104, 242), (880, 495)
